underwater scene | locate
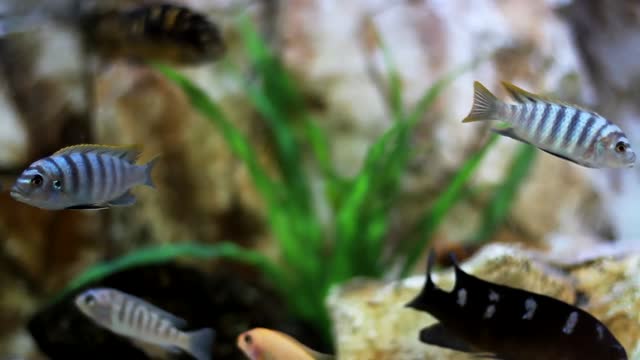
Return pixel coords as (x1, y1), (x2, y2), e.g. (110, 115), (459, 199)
(0, 0), (639, 359)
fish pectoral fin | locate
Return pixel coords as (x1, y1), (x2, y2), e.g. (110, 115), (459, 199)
(490, 127), (531, 145)
(108, 192), (137, 207)
(65, 204), (110, 210)
(539, 148), (594, 168)
(419, 323), (474, 353)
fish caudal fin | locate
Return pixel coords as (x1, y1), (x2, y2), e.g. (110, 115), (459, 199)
(462, 81), (501, 123)
(187, 327), (215, 360)
(405, 249), (437, 311)
(142, 155), (160, 188)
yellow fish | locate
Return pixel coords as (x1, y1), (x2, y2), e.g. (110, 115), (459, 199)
(237, 328), (333, 360)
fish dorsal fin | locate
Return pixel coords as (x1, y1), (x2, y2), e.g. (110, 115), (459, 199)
(54, 144), (143, 163)
(501, 81), (552, 104)
(450, 254), (469, 287)
(405, 248), (439, 310)
(501, 81), (596, 113)
(121, 292), (188, 328)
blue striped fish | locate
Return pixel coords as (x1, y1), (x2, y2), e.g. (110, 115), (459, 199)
(75, 287), (214, 360)
(463, 81), (636, 168)
(10, 144), (159, 210)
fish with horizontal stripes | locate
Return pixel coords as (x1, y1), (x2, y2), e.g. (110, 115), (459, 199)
(75, 287), (214, 360)
(237, 327), (334, 360)
(405, 250), (628, 360)
(10, 144), (159, 210)
(462, 81), (636, 168)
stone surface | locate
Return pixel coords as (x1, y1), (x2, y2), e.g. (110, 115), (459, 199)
(327, 243), (639, 359)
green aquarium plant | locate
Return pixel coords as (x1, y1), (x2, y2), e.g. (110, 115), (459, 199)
(62, 16), (535, 345)
(155, 15), (496, 340)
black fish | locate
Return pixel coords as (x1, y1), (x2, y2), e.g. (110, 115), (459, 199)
(83, 3), (226, 65)
(405, 250), (628, 360)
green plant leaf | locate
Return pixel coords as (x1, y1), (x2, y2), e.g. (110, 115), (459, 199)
(53, 242), (285, 304)
(399, 134), (500, 277)
(470, 143), (537, 244)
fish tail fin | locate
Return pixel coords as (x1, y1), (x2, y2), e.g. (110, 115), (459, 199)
(405, 249), (437, 310)
(462, 81), (501, 123)
(187, 328), (215, 360)
(142, 155), (160, 188)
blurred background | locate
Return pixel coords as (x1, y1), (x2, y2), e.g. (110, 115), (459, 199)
(1, 0), (640, 359)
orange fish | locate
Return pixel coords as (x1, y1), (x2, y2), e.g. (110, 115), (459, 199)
(237, 327), (333, 360)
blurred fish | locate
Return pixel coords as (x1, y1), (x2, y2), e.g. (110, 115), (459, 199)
(0, 1), (225, 65)
(10, 144), (159, 210)
(75, 287), (214, 360)
(405, 250), (628, 360)
(82, 3), (226, 65)
(237, 327), (333, 360)
(463, 81), (636, 168)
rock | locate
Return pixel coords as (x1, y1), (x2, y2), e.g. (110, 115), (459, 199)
(327, 244), (637, 359)
(571, 255), (640, 357)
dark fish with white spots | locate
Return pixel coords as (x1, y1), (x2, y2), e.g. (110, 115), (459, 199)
(75, 287), (214, 360)
(463, 81), (636, 168)
(405, 250), (628, 360)
(10, 144), (159, 210)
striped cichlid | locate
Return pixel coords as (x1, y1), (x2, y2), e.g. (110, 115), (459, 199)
(75, 287), (214, 360)
(463, 81), (636, 168)
(10, 144), (159, 210)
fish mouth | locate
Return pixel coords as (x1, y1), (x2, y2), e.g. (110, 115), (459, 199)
(9, 186), (24, 200)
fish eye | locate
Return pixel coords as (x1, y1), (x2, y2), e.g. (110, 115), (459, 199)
(52, 180), (62, 190)
(31, 175), (43, 186)
(244, 334), (252, 345)
(615, 141), (627, 153)
(85, 294), (96, 306)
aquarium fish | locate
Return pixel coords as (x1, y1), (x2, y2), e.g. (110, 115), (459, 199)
(237, 327), (334, 360)
(463, 81), (636, 168)
(83, 3), (225, 65)
(75, 287), (214, 360)
(10, 144), (159, 210)
(405, 250), (628, 360)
